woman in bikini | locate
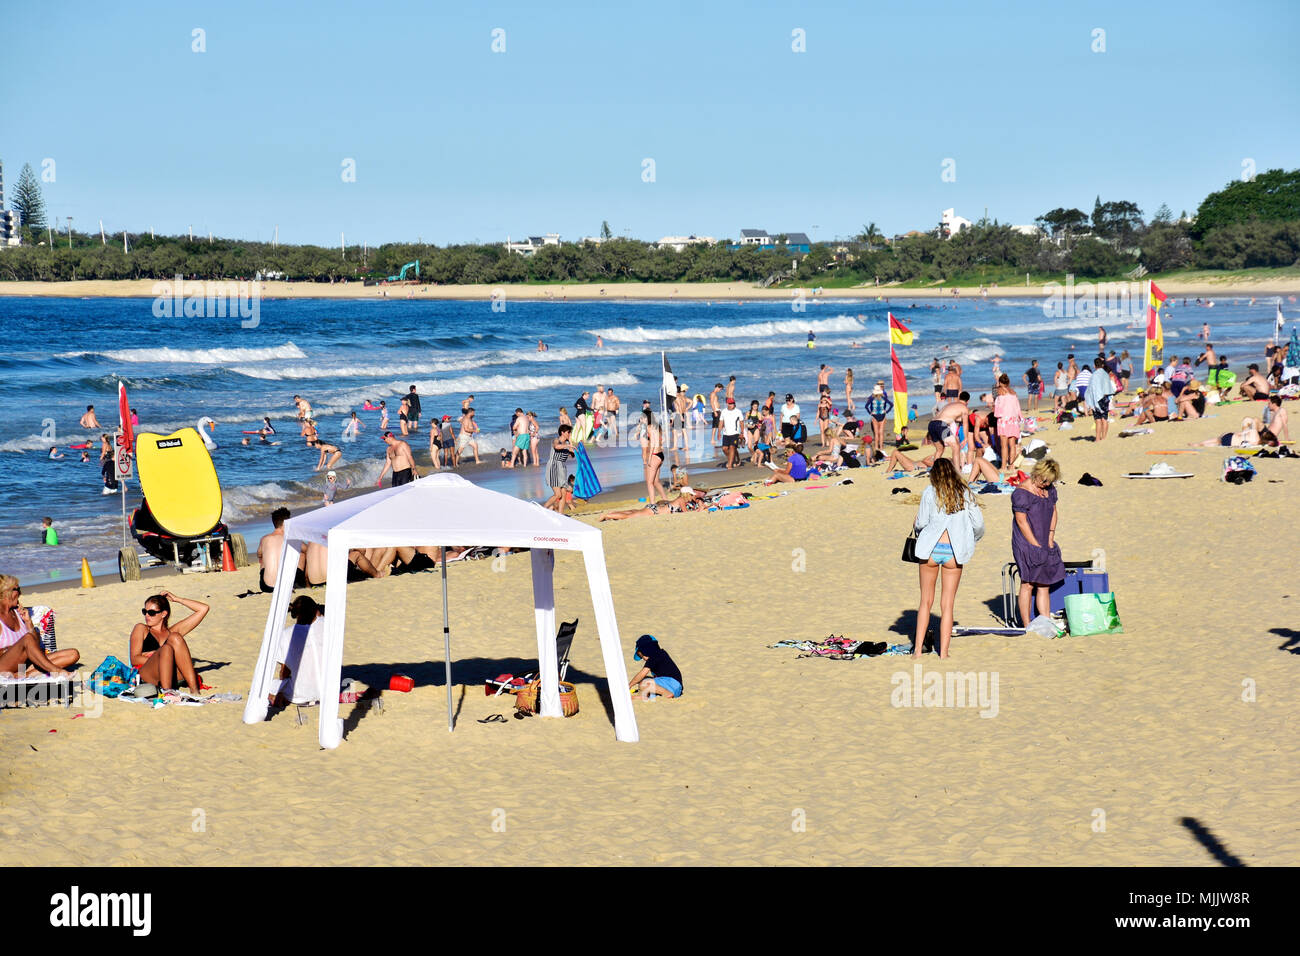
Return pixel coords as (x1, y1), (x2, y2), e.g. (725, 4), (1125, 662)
(642, 409), (667, 505)
(911, 458), (984, 659)
(0, 575), (79, 677)
(128, 591), (209, 692)
(600, 491), (703, 520)
(845, 368), (855, 416)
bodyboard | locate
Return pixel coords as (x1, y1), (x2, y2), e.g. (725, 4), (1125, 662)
(135, 428), (224, 536)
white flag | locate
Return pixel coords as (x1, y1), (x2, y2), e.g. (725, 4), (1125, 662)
(662, 353), (676, 406)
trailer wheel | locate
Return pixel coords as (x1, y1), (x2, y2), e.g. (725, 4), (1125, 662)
(229, 533), (250, 568)
(119, 547), (141, 582)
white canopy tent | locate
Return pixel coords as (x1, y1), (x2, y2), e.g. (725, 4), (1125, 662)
(242, 473), (639, 748)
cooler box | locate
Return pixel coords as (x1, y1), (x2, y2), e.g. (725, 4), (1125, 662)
(1048, 567), (1111, 615)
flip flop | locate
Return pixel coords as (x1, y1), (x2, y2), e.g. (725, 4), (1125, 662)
(477, 714), (507, 724)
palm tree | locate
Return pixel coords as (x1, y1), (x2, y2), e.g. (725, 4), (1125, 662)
(856, 222), (883, 248)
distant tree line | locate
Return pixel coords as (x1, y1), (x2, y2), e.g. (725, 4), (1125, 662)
(1, 168), (1296, 283)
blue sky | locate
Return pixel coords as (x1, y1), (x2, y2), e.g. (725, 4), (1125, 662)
(3, 0), (1297, 246)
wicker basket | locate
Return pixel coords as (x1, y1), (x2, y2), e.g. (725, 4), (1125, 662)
(514, 679), (579, 717)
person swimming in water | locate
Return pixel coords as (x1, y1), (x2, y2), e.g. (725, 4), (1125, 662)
(342, 411), (363, 440)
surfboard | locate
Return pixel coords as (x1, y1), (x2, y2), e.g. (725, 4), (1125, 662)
(135, 428), (224, 536)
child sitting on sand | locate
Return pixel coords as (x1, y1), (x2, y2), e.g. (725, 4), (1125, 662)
(628, 634), (683, 700)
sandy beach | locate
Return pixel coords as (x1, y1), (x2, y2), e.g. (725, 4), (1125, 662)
(2, 407), (1296, 867)
(2, 276), (1299, 301)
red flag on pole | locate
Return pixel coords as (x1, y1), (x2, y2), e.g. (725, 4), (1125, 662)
(118, 381), (133, 454)
(890, 346), (908, 435)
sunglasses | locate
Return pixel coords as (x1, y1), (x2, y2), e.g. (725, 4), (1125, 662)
(142, 607), (163, 617)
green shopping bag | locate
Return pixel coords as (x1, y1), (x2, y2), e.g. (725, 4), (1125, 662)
(1064, 592), (1123, 635)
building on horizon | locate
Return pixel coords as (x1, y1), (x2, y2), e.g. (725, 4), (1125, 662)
(656, 234), (716, 252)
(731, 229), (811, 254)
(505, 233), (561, 256)
(940, 208), (972, 239)
(0, 160), (20, 247)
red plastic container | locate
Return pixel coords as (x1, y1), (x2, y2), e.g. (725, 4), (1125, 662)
(388, 674), (414, 693)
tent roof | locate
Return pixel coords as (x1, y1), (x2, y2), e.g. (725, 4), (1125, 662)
(283, 473), (599, 550)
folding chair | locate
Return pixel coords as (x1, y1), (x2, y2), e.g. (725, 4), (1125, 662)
(486, 618), (579, 696)
(999, 560), (1104, 627)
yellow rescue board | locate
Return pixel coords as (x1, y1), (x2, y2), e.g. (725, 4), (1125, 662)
(135, 428), (224, 537)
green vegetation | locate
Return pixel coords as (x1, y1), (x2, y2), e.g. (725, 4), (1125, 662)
(10, 162), (46, 230)
(1, 170), (1297, 286)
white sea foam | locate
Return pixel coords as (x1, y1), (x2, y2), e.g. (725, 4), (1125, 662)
(57, 342), (307, 364)
(589, 315), (868, 342)
(974, 316), (1116, 336)
(311, 370), (642, 417)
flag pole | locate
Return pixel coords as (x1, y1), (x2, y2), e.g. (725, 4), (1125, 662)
(442, 550), (453, 732)
(660, 350), (669, 446)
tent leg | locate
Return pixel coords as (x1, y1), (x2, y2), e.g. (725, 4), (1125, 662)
(582, 545), (639, 742)
(317, 544), (350, 750)
(531, 549), (560, 717)
(443, 551), (453, 732)
(243, 538), (301, 725)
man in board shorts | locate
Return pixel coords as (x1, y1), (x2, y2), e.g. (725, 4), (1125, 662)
(379, 431), (417, 486)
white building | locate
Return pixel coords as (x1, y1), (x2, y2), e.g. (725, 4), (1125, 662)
(505, 233), (561, 256)
(1010, 224), (1044, 237)
(0, 160), (20, 247)
(656, 235), (716, 252)
(941, 209), (972, 239)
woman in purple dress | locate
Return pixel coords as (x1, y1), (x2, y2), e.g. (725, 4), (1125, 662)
(1012, 458), (1065, 625)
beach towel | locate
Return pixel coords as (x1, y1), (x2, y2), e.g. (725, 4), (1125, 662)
(573, 443), (602, 499)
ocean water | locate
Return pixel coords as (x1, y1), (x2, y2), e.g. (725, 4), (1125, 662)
(0, 290), (1289, 584)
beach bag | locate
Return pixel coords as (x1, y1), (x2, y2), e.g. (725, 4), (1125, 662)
(1064, 593), (1123, 636)
(901, 529), (921, 564)
(514, 679), (579, 717)
(1222, 456), (1256, 484)
(88, 655), (138, 698)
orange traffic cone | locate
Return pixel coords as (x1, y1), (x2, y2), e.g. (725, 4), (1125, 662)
(220, 540), (237, 572)
(80, 557), (95, 588)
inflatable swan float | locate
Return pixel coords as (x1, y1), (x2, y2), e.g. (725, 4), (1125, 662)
(197, 416), (217, 450)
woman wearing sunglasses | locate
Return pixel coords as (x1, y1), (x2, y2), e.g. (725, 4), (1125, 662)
(0, 574), (79, 676)
(129, 591), (209, 692)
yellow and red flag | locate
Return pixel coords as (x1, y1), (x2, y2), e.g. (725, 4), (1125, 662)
(1145, 281), (1166, 372)
(888, 312), (913, 346)
(890, 346), (908, 435)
